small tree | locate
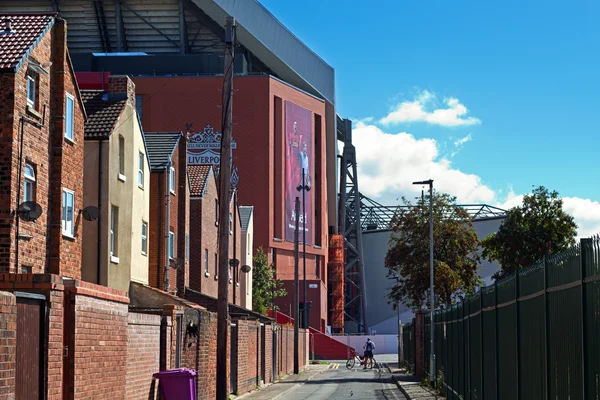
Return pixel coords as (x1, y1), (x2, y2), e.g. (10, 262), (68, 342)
(252, 246), (287, 315)
(482, 185), (577, 279)
(385, 192), (482, 310)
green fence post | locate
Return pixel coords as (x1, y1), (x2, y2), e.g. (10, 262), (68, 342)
(480, 290), (484, 399)
(495, 280), (499, 400)
(544, 255), (550, 400)
(515, 271), (520, 400)
(580, 239), (587, 400)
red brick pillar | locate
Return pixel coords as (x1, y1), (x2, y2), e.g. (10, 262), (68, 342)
(414, 310), (425, 378)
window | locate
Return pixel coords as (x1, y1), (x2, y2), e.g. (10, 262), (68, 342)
(65, 93), (74, 142)
(215, 199), (219, 225)
(118, 135), (125, 180)
(23, 164), (35, 202)
(214, 253), (218, 278)
(27, 74), (36, 108)
(169, 166), (176, 194)
(62, 189), (75, 237)
(168, 231), (175, 259)
(247, 235), (250, 256)
(229, 212), (233, 234)
(110, 206), (119, 260)
(138, 152), (144, 187)
(185, 234), (189, 261)
(135, 95), (143, 120)
(315, 255), (320, 279)
(141, 222), (148, 255)
(204, 249), (209, 275)
(21, 265), (32, 274)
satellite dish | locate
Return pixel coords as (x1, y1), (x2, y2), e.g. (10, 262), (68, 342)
(81, 206), (99, 221)
(17, 201), (43, 222)
(241, 264), (251, 273)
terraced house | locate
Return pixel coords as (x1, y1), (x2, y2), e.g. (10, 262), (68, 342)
(80, 75), (151, 293)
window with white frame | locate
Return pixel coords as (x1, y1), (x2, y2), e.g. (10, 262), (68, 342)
(169, 166), (176, 194)
(141, 222), (148, 255)
(229, 212), (233, 234)
(110, 206), (119, 258)
(23, 164), (35, 202)
(215, 199), (219, 225)
(61, 189), (75, 237)
(138, 152), (144, 187)
(204, 249), (209, 275)
(27, 74), (37, 109)
(65, 93), (74, 141)
(214, 253), (218, 278)
(168, 231), (175, 259)
(118, 135), (125, 179)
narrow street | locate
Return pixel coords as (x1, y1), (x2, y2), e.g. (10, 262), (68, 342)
(242, 354), (406, 400)
(274, 365), (405, 400)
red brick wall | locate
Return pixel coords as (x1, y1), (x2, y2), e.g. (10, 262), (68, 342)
(263, 324), (273, 384)
(177, 137), (190, 297)
(0, 292), (16, 400)
(189, 169), (242, 305)
(0, 18), (84, 278)
(67, 290), (129, 399)
(47, 19), (85, 279)
(148, 140), (187, 294)
(126, 312), (161, 400)
(235, 319), (249, 393)
(246, 322), (261, 389)
(134, 75), (327, 326)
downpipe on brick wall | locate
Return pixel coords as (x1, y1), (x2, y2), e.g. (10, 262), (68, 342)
(97, 139), (103, 284)
(14, 108), (46, 273)
(165, 160), (172, 292)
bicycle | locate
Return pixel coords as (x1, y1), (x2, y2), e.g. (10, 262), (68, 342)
(346, 350), (376, 370)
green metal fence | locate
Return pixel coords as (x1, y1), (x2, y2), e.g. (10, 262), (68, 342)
(403, 237), (600, 400)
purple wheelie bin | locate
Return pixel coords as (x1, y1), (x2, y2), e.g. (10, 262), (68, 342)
(152, 368), (197, 400)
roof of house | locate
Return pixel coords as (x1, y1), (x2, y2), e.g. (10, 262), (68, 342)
(238, 206), (253, 231)
(80, 90), (127, 139)
(0, 13), (56, 72)
(144, 132), (182, 171)
(188, 165), (212, 197)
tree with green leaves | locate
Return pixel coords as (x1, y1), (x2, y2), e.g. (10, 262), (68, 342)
(385, 192), (482, 310)
(252, 246), (287, 315)
(482, 185), (577, 279)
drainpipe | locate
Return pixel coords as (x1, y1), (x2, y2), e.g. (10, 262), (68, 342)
(165, 160), (171, 292)
(157, 170), (162, 290)
(15, 109), (45, 273)
(233, 190), (237, 305)
(97, 139), (103, 284)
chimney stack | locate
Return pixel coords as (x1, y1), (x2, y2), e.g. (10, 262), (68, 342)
(3, 18), (12, 32)
(107, 75), (136, 108)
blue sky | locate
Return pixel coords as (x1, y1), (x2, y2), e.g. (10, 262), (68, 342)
(260, 0), (600, 237)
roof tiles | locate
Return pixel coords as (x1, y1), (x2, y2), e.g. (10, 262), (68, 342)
(81, 90), (127, 139)
(0, 14), (55, 72)
(188, 165), (212, 197)
(144, 132), (182, 171)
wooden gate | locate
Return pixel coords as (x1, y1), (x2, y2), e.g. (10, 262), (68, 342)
(16, 295), (45, 400)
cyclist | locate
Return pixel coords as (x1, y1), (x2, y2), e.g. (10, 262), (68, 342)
(362, 338), (375, 369)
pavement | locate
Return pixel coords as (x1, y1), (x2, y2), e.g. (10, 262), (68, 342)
(237, 354), (407, 400)
(384, 361), (444, 400)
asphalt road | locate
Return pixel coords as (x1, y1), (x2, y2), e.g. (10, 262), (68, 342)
(271, 361), (406, 400)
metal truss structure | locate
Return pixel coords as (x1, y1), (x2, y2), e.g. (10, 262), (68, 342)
(337, 116), (507, 333)
(338, 117), (368, 333)
(360, 196), (507, 231)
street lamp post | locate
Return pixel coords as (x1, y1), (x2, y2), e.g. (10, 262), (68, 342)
(297, 168), (311, 329)
(413, 179), (435, 382)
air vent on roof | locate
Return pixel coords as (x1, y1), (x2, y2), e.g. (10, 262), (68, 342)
(1, 18), (15, 34)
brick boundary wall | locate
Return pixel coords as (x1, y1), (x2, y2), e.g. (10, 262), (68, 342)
(0, 292), (16, 400)
(126, 312), (161, 400)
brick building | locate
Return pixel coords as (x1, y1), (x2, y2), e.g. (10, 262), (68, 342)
(144, 131), (190, 295)
(135, 75), (329, 330)
(80, 75), (151, 293)
(0, 13), (85, 277)
(187, 164), (242, 305)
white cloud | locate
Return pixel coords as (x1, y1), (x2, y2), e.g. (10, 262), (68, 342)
(353, 121), (494, 205)
(353, 121), (600, 239)
(454, 134), (472, 147)
(497, 190), (600, 239)
(380, 90), (481, 127)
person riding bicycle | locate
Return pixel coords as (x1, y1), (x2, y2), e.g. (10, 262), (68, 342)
(362, 338), (375, 369)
